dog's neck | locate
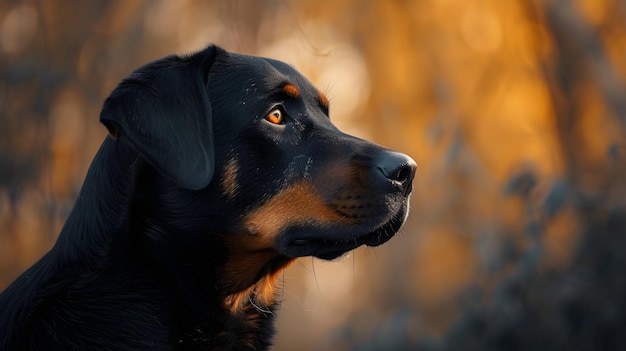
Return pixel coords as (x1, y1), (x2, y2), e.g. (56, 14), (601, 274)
(54, 136), (139, 262)
(53, 136), (290, 347)
(220, 252), (294, 313)
(113, 144), (295, 346)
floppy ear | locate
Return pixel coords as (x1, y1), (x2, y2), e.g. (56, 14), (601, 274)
(100, 45), (219, 190)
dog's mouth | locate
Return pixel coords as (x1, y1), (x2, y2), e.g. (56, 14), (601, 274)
(275, 199), (410, 260)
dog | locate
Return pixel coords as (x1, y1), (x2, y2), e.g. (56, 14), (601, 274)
(0, 45), (416, 350)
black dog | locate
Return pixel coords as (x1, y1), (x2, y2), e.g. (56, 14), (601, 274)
(0, 45), (416, 350)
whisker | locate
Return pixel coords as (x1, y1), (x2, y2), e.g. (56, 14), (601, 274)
(311, 257), (321, 293)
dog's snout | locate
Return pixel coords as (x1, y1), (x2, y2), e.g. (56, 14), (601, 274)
(376, 152), (417, 194)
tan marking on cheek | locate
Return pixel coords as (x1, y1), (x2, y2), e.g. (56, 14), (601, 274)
(242, 181), (347, 249)
(219, 181), (345, 307)
(282, 83), (300, 99)
(221, 158), (239, 199)
(318, 91), (329, 109)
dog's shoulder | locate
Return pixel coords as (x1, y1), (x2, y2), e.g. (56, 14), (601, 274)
(1, 255), (174, 349)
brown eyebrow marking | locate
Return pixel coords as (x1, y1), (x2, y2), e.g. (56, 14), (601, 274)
(318, 91), (329, 110)
(282, 83), (300, 99)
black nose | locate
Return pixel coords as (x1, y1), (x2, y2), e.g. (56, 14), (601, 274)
(376, 151), (417, 195)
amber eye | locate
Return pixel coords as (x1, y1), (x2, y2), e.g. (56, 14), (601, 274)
(265, 108), (284, 124)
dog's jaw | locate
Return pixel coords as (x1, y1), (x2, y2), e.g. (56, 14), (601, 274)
(274, 195), (411, 260)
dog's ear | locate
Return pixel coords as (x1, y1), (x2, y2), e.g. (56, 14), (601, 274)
(100, 45), (220, 190)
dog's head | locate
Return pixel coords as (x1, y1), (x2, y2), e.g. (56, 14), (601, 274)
(100, 45), (415, 290)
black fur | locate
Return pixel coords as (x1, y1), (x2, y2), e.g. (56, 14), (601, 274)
(0, 45), (416, 350)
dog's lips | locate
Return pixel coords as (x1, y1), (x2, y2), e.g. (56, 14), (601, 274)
(276, 199), (410, 260)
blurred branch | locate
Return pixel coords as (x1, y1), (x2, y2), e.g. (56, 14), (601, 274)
(527, 0), (626, 193)
(545, 0), (626, 130)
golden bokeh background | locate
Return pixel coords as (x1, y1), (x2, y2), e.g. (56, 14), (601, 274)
(1, 0), (625, 349)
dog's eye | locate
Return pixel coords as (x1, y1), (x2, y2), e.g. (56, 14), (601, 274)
(265, 108), (284, 125)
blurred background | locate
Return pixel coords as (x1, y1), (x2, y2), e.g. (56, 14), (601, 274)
(1, 0), (625, 349)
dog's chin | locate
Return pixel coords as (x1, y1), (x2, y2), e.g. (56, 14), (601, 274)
(276, 202), (409, 261)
